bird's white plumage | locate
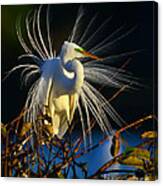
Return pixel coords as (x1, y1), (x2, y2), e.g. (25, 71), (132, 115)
(32, 42), (85, 138)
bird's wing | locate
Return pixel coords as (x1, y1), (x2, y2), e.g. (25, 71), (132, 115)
(69, 93), (78, 123)
(57, 93), (78, 138)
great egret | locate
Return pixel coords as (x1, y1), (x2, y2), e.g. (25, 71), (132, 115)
(7, 5), (139, 143)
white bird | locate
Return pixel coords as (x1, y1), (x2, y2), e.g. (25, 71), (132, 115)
(34, 41), (102, 138)
(6, 5), (139, 143)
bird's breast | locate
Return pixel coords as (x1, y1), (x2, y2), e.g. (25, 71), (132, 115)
(53, 94), (69, 113)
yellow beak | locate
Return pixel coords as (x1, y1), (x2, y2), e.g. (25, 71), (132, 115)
(81, 50), (103, 61)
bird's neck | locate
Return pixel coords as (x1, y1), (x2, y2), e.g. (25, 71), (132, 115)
(63, 59), (84, 94)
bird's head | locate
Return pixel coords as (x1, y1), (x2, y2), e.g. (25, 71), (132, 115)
(60, 41), (103, 63)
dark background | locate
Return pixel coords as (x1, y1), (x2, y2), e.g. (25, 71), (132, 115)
(1, 2), (157, 131)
